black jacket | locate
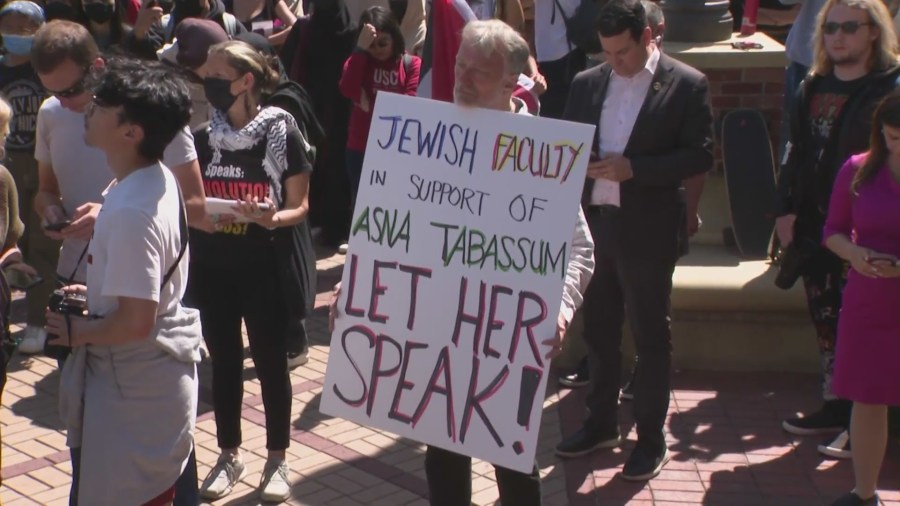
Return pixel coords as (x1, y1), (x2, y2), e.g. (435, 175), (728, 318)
(565, 53), (714, 262)
(266, 79), (325, 155)
(776, 64), (900, 241)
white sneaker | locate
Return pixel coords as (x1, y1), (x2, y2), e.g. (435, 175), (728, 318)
(287, 349), (308, 369)
(818, 430), (851, 459)
(200, 454), (246, 500)
(259, 460), (291, 502)
(338, 243), (349, 255)
(17, 326), (46, 355)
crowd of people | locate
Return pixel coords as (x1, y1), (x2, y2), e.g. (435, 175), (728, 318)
(0, 0), (896, 504)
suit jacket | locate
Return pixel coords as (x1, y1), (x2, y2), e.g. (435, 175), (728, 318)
(564, 53), (714, 261)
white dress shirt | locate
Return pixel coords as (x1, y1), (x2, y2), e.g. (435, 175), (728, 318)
(590, 47), (660, 206)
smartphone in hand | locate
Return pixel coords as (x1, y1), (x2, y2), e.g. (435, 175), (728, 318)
(866, 251), (899, 266)
(43, 220), (72, 232)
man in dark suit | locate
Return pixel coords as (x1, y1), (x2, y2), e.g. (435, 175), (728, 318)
(554, 0), (713, 481)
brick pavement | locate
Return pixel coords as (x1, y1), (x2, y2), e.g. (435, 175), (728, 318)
(1, 250), (898, 505)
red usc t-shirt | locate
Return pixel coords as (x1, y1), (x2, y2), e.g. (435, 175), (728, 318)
(339, 51), (422, 152)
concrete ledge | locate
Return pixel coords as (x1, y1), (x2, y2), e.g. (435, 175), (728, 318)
(673, 244), (808, 313)
(666, 32), (786, 69)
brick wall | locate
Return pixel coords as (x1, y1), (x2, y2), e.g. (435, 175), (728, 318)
(701, 67), (786, 171)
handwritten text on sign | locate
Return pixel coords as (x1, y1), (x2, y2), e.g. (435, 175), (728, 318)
(320, 94), (594, 473)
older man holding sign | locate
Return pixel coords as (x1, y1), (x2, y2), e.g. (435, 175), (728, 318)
(323, 20), (594, 505)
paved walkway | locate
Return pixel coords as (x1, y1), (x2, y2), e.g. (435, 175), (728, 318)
(1, 250), (898, 505)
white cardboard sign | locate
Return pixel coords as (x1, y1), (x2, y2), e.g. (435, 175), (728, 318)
(321, 93), (594, 473)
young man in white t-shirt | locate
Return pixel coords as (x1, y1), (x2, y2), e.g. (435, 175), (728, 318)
(44, 57), (202, 506)
(30, 20), (207, 506)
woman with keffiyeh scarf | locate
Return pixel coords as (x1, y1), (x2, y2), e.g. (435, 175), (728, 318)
(189, 40), (314, 503)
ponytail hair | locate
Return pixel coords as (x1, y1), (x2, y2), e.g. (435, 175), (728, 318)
(208, 40), (281, 99)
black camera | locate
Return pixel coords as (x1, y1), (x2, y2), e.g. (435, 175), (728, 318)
(43, 289), (88, 360)
(774, 238), (817, 290)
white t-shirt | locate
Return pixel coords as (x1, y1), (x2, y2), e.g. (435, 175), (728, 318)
(534, 0), (578, 63)
(34, 97), (196, 282)
(86, 163), (187, 318)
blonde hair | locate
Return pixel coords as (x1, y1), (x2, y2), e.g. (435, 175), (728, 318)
(811, 0), (900, 76)
(0, 97), (10, 160)
(207, 40), (281, 99)
(0, 96), (11, 142)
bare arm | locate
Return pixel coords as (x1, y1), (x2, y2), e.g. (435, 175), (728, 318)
(272, 172), (310, 226)
(169, 158), (207, 227)
(48, 296), (158, 347)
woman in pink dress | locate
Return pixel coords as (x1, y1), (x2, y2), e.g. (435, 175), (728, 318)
(823, 90), (900, 506)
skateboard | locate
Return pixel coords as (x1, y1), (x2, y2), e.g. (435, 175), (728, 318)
(721, 109), (778, 259)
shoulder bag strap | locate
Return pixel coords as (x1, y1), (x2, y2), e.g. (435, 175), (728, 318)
(161, 186), (188, 289)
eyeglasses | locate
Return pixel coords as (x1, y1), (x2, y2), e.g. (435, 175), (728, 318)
(822, 20), (872, 35)
(46, 68), (91, 98)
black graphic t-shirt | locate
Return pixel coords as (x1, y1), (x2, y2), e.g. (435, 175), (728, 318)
(192, 122), (312, 268)
(0, 59), (47, 153)
(808, 73), (869, 165)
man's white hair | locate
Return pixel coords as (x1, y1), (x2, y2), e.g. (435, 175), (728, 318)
(461, 20), (530, 75)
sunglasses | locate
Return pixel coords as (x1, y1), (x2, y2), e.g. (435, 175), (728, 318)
(822, 20), (872, 35)
(47, 68), (91, 98)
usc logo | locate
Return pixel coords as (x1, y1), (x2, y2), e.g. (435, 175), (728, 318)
(373, 69), (399, 86)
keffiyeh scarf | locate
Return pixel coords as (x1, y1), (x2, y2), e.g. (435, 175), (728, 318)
(207, 105), (301, 206)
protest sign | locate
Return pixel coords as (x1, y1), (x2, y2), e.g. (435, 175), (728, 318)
(320, 93), (595, 473)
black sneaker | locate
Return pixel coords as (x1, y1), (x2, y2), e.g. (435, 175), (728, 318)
(782, 401), (849, 436)
(830, 492), (879, 506)
(818, 430), (851, 459)
(621, 444), (670, 481)
(555, 427), (621, 458)
(558, 359), (589, 388)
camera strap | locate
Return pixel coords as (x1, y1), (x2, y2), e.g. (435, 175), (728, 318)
(57, 244), (90, 288)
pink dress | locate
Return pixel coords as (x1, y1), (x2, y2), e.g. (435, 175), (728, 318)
(824, 154), (900, 406)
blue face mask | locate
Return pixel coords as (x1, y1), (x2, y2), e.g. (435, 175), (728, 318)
(2, 34), (34, 56)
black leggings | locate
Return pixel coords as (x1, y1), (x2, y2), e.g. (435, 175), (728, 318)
(191, 256), (292, 451)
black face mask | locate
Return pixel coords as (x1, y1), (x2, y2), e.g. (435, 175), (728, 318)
(44, 1), (78, 21)
(203, 77), (240, 112)
(84, 3), (115, 23)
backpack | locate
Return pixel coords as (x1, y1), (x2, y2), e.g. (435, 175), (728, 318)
(266, 80), (325, 162)
(552, 0), (605, 54)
